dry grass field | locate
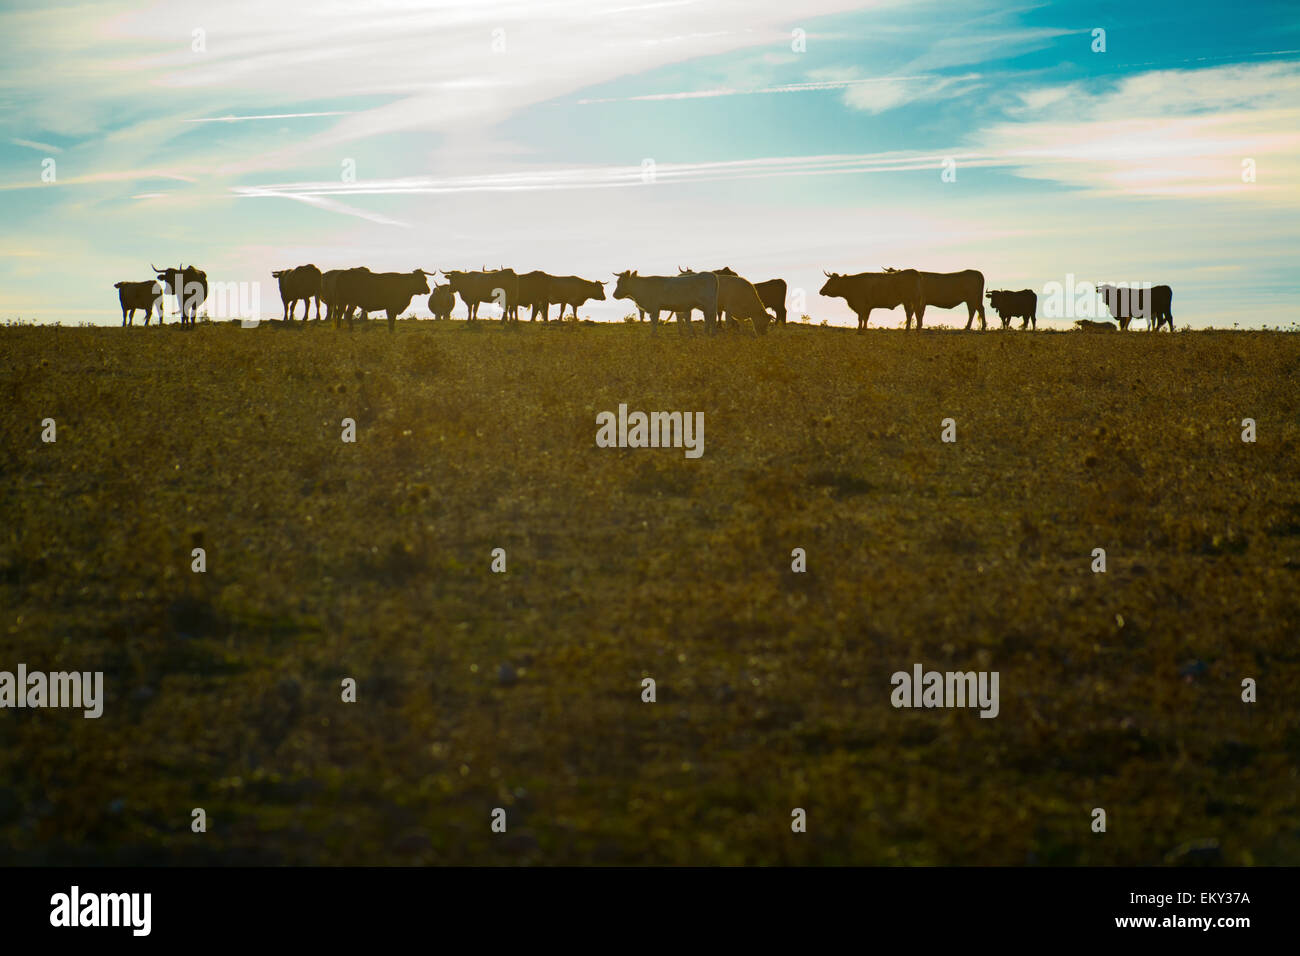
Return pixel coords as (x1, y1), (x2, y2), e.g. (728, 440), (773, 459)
(1, 318), (1297, 865)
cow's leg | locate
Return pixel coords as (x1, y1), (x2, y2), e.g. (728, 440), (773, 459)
(977, 301), (986, 330)
(121, 307), (129, 327)
(388, 309), (396, 334)
(649, 309), (660, 332)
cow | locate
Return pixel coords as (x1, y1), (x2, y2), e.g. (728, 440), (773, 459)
(886, 268), (986, 330)
(1074, 319), (1118, 332)
(548, 275), (607, 321)
(1098, 284), (1173, 331)
(152, 263), (208, 326)
(515, 270), (552, 322)
(334, 269), (431, 332)
(444, 268), (519, 322)
(613, 270), (719, 333)
(679, 268), (773, 334)
(428, 283), (456, 321)
(271, 264), (323, 321)
(986, 289), (1038, 330)
(706, 267), (788, 325)
(818, 269), (922, 329)
(113, 280), (163, 326)
(322, 267), (370, 326)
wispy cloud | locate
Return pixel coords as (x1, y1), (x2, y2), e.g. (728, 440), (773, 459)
(10, 138), (62, 153)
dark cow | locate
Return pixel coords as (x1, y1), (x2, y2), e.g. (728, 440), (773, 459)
(1098, 284), (1173, 331)
(271, 264), (323, 321)
(152, 263), (208, 326)
(334, 269), (431, 332)
(113, 280), (163, 326)
(986, 289), (1038, 330)
(708, 267), (787, 325)
(444, 268), (519, 322)
(1075, 319), (1118, 332)
(548, 275), (606, 320)
(613, 270), (719, 333)
(322, 267), (370, 326)
(886, 268), (986, 330)
(428, 284), (456, 321)
(819, 269), (922, 329)
(516, 270), (552, 322)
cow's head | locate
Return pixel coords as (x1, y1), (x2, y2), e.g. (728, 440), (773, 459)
(819, 270), (846, 298)
(587, 279), (607, 301)
(714, 266), (737, 276)
(409, 268), (432, 294)
(152, 263), (180, 293)
(612, 270), (636, 300)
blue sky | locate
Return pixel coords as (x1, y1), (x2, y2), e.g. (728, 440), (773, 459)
(1, 0), (1297, 327)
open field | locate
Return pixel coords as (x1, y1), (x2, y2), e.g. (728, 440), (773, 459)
(1, 320), (1297, 865)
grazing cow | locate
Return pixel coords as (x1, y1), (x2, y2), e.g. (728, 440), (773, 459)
(152, 263), (208, 326)
(444, 268), (519, 322)
(1098, 284), (1173, 331)
(887, 268), (986, 330)
(1074, 319), (1118, 332)
(113, 280), (163, 326)
(707, 267), (788, 325)
(271, 264), (323, 321)
(548, 275), (607, 320)
(428, 284), (456, 321)
(335, 269), (431, 332)
(613, 270), (719, 333)
(516, 270), (552, 322)
(322, 267), (370, 326)
(986, 289), (1038, 330)
(680, 268), (773, 334)
(818, 269), (922, 329)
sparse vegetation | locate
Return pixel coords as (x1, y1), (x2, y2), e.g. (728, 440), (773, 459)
(1, 320), (1297, 865)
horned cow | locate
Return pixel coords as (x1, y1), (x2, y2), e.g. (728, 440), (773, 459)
(444, 268), (519, 322)
(152, 263), (208, 326)
(819, 269), (922, 329)
(613, 270), (719, 333)
(548, 275), (607, 321)
(335, 269), (431, 332)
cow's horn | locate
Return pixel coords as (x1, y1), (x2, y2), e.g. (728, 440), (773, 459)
(823, 270), (831, 277)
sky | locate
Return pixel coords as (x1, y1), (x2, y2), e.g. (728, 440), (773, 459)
(1, 0), (1297, 328)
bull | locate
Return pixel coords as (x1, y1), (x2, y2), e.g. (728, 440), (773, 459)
(547, 275), (606, 321)
(335, 268), (431, 332)
(613, 270), (719, 334)
(444, 268), (519, 322)
(819, 269), (922, 329)
(152, 263), (208, 326)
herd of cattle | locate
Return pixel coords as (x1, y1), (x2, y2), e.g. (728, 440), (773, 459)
(113, 264), (1175, 333)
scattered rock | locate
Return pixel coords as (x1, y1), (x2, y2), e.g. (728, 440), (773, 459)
(497, 663), (518, 686)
